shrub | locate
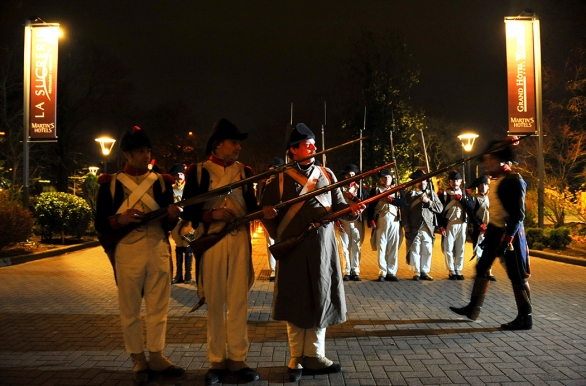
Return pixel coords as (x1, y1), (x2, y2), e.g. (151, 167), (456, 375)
(547, 227), (572, 249)
(34, 192), (93, 242)
(526, 226), (573, 250)
(526, 228), (548, 249)
(82, 174), (99, 217)
(0, 192), (34, 249)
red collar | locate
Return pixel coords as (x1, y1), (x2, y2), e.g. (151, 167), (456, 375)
(209, 154), (235, 167)
(124, 164), (149, 176)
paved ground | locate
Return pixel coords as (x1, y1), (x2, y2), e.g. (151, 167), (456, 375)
(1, 224), (585, 386)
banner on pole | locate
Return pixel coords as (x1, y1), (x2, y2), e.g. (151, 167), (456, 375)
(28, 24), (59, 139)
(505, 18), (537, 135)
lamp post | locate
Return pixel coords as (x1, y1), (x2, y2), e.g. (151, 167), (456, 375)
(457, 133), (479, 186)
(95, 137), (116, 174)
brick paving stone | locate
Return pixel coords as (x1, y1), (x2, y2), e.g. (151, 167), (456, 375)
(1, 229), (586, 385)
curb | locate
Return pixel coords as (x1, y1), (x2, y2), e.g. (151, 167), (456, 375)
(530, 249), (586, 267)
(0, 241), (101, 267)
(1, 240), (584, 267)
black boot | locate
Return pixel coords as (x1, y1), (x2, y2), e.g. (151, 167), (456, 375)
(449, 277), (490, 320)
(502, 283), (532, 330)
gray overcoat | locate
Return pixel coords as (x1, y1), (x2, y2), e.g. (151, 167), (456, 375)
(259, 163), (350, 329)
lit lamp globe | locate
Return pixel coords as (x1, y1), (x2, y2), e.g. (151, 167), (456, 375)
(95, 137), (116, 155)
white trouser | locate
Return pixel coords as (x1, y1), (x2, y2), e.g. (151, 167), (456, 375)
(338, 219), (363, 275)
(115, 234), (171, 354)
(286, 322), (326, 360)
(263, 226), (276, 273)
(408, 225), (434, 275)
(443, 221), (467, 273)
(375, 213), (401, 276)
(201, 228), (251, 363)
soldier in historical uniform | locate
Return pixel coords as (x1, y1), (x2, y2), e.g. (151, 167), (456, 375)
(402, 169), (443, 281)
(468, 175), (495, 281)
(337, 164), (367, 281)
(259, 123), (364, 382)
(181, 118), (265, 385)
(450, 139), (532, 330)
(367, 169), (407, 282)
(437, 169), (475, 280)
(95, 127), (185, 385)
(168, 163), (195, 285)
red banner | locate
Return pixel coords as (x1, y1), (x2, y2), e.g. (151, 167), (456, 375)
(29, 25), (59, 139)
(505, 19), (536, 135)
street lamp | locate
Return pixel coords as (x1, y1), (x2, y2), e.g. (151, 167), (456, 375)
(95, 136), (116, 173)
(88, 166), (99, 175)
(457, 133), (479, 186)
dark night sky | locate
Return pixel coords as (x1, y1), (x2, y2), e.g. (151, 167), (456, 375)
(2, 0), (586, 163)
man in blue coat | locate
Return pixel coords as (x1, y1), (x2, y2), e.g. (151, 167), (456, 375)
(450, 139), (532, 330)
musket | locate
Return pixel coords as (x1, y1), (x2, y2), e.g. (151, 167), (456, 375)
(359, 106), (366, 199)
(420, 129), (437, 199)
(270, 135), (531, 260)
(389, 110), (401, 186)
(185, 162), (395, 256)
(321, 101), (327, 167)
(97, 136), (367, 252)
(286, 102), (293, 162)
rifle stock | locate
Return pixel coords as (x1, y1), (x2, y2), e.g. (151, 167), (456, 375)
(189, 162), (395, 256)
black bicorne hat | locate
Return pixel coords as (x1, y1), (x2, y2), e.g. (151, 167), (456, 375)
(168, 163), (185, 175)
(482, 139), (516, 163)
(287, 123), (315, 149)
(340, 164), (359, 175)
(469, 175), (490, 189)
(269, 157), (285, 168)
(448, 169), (462, 180)
(409, 169), (426, 180)
(120, 126), (152, 152)
(378, 168), (393, 178)
(205, 118), (248, 156)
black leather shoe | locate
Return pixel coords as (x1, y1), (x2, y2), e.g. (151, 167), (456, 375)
(377, 275), (386, 282)
(449, 304), (481, 320)
(269, 276), (275, 282)
(385, 274), (399, 282)
(234, 367), (259, 382)
(353, 275), (362, 281)
(184, 280), (192, 284)
(501, 314), (532, 330)
(205, 369), (228, 385)
(488, 275), (497, 281)
(288, 367), (303, 382)
(420, 274), (434, 281)
(133, 370), (150, 385)
(412, 275), (420, 281)
(303, 363), (342, 375)
(457, 274), (465, 280)
(343, 275), (351, 281)
(171, 278), (184, 284)
(448, 274), (458, 280)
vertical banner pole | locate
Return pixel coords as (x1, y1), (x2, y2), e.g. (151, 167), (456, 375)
(23, 20), (32, 208)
